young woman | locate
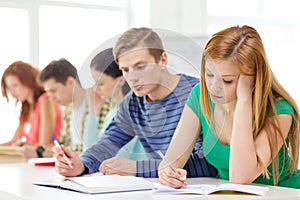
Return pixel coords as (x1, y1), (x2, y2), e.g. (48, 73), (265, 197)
(1, 61), (62, 150)
(158, 25), (300, 189)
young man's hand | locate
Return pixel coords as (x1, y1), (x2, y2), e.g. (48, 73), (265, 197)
(53, 145), (85, 177)
(99, 157), (136, 176)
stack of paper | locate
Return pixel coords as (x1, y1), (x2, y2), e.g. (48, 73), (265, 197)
(0, 146), (25, 163)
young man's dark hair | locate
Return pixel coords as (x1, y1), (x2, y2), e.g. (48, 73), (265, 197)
(39, 58), (79, 85)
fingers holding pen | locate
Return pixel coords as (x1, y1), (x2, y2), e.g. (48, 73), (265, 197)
(52, 145), (76, 176)
(159, 167), (187, 189)
(52, 146), (70, 168)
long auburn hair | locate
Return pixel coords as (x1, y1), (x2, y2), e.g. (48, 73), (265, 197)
(200, 25), (299, 185)
(1, 61), (44, 126)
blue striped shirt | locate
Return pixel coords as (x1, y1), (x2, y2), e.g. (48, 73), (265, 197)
(80, 74), (218, 177)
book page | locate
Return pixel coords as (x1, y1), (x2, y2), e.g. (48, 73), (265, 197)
(67, 174), (151, 188)
(0, 146), (25, 163)
(154, 182), (269, 195)
(34, 173), (154, 194)
(0, 146), (23, 155)
(0, 154), (26, 163)
(154, 182), (216, 194)
(214, 183), (269, 195)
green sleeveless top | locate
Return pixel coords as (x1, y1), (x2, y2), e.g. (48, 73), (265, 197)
(186, 83), (300, 188)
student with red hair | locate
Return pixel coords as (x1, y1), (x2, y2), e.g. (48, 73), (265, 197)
(1, 61), (62, 158)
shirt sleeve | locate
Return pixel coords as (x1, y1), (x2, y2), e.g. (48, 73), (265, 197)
(136, 159), (161, 177)
(136, 147), (219, 178)
(186, 83), (201, 119)
(80, 98), (134, 174)
(83, 115), (100, 150)
(275, 99), (294, 115)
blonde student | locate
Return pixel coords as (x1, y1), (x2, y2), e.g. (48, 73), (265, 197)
(158, 25), (300, 189)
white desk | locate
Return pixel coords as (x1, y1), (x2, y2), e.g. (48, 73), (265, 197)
(0, 163), (299, 200)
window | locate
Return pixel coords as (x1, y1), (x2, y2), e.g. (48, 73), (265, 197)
(0, 0), (130, 143)
(0, 8), (29, 142)
(39, 5), (127, 69)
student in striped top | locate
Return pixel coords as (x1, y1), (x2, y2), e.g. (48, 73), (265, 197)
(53, 27), (218, 178)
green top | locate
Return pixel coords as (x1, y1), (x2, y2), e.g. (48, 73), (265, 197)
(186, 83), (300, 188)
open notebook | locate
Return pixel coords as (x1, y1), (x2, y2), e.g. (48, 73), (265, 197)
(154, 182), (269, 195)
(33, 173), (154, 194)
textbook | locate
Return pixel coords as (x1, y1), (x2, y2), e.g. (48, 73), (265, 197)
(33, 173), (154, 194)
(0, 146), (23, 155)
(28, 157), (56, 166)
(155, 182), (269, 196)
(0, 146), (26, 163)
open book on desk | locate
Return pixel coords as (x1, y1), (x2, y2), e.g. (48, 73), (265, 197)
(33, 172), (154, 194)
(0, 146), (26, 163)
(155, 182), (269, 196)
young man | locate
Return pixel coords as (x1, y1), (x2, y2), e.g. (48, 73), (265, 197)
(54, 27), (218, 178)
(38, 58), (110, 152)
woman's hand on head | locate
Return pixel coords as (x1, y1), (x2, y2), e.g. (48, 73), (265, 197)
(236, 75), (255, 101)
(86, 87), (105, 115)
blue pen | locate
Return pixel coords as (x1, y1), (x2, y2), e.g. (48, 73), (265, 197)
(51, 136), (73, 168)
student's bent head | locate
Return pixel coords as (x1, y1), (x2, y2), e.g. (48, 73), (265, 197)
(1, 61), (44, 125)
(90, 48), (130, 100)
(113, 27), (164, 64)
(39, 58), (78, 85)
(200, 25), (270, 118)
(1, 61), (44, 103)
(39, 58), (78, 106)
(112, 27), (169, 98)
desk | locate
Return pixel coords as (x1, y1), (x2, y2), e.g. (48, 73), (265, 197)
(0, 163), (299, 200)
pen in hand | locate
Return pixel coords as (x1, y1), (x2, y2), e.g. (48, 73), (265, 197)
(157, 150), (187, 184)
(51, 135), (73, 168)
(156, 150), (177, 173)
